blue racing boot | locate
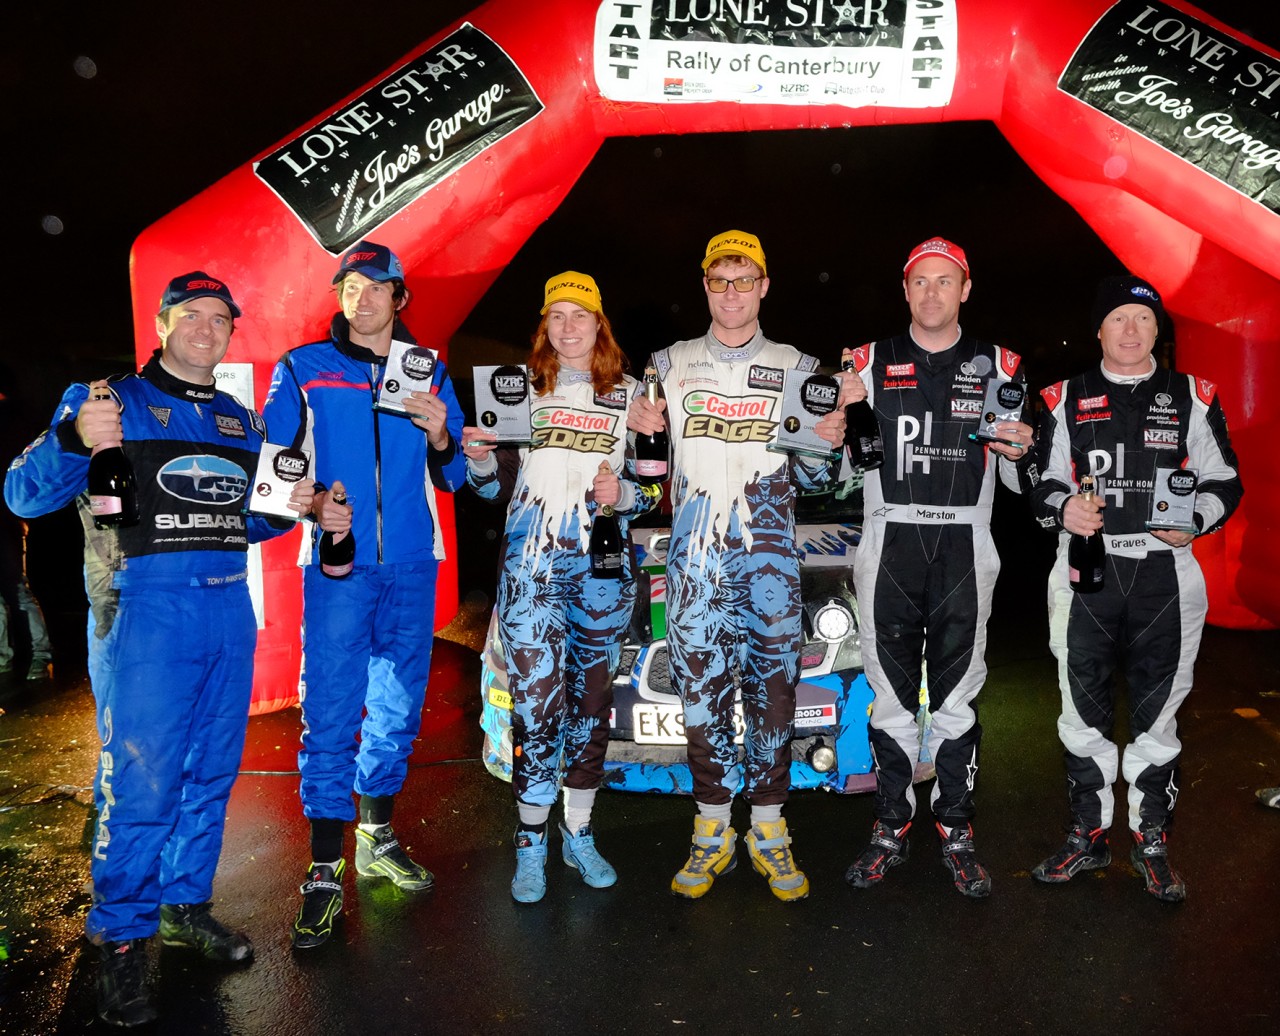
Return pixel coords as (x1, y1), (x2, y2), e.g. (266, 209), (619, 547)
(512, 830), (548, 903)
(559, 823), (617, 889)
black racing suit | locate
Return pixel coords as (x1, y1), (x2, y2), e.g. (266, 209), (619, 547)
(849, 332), (1026, 826)
(1025, 361), (1242, 831)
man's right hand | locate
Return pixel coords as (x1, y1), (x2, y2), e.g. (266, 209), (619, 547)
(627, 394), (667, 436)
(1062, 492), (1105, 536)
(75, 380), (124, 450)
(314, 478), (353, 533)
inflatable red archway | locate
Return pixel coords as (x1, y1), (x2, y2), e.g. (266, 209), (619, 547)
(131, 0), (1280, 712)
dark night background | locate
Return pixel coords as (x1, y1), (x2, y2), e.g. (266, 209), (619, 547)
(3, 1), (1279, 670)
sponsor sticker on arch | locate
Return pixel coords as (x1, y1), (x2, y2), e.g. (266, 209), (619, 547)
(254, 24), (544, 252)
(595, 0), (957, 107)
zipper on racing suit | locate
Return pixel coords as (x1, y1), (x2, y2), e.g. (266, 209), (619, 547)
(369, 365), (384, 564)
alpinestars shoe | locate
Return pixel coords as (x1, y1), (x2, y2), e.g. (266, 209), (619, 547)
(1130, 826), (1186, 902)
(1256, 787), (1280, 810)
(355, 825), (435, 891)
(512, 829), (548, 903)
(159, 902), (254, 962)
(845, 820), (910, 888)
(671, 817), (737, 899)
(1032, 820), (1111, 884)
(745, 819), (810, 902)
(291, 860), (344, 950)
(97, 938), (156, 1029)
(937, 822), (992, 898)
(559, 823), (617, 889)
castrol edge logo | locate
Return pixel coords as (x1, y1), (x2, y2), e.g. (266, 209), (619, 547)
(530, 405), (618, 453)
(682, 390), (777, 443)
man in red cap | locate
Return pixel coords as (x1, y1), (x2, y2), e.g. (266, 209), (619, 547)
(1025, 274), (1242, 902)
(842, 238), (1034, 898)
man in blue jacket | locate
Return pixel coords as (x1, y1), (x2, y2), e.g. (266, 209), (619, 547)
(262, 240), (466, 949)
(5, 272), (315, 1027)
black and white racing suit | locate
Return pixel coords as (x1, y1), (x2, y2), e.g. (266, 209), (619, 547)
(1026, 361), (1242, 832)
(849, 332), (1026, 827)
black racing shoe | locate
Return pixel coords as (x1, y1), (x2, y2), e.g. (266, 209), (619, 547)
(292, 860), (345, 950)
(1130, 826), (1186, 903)
(159, 902), (254, 963)
(937, 822), (992, 898)
(97, 938), (157, 1029)
(1032, 820), (1111, 884)
(845, 820), (910, 888)
(355, 825), (435, 891)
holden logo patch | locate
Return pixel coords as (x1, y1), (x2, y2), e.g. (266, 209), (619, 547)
(961, 361), (977, 376)
(1155, 392), (1173, 407)
(156, 455), (248, 504)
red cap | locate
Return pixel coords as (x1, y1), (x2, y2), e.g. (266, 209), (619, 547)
(903, 237), (969, 278)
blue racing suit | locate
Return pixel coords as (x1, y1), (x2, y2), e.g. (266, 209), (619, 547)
(4, 353), (291, 944)
(467, 370), (657, 807)
(643, 330), (836, 807)
(262, 314), (466, 823)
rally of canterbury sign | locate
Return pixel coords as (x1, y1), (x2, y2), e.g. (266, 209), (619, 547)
(1059, 0), (1280, 215)
(255, 24), (543, 253)
(594, 0), (957, 107)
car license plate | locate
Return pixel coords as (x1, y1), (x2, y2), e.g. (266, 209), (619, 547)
(633, 703), (745, 745)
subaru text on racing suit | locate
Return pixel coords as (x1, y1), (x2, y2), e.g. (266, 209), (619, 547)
(4, 272), (313, 1027)
(261, 240), (466, 949)
(844, 238), (1034, 899)
(1026, 275), (1242, 902)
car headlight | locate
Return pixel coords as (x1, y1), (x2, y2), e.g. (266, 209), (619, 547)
(812, 600), (854, 642)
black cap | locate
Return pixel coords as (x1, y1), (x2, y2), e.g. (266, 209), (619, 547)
(1092, 274), (1165, 334)
(159, 271), (242, 318)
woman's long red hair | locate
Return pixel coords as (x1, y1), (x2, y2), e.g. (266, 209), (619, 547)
(528, 308), (629, 397)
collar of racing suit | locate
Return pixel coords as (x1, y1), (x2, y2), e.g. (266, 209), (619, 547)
(706, 326), (767, 362)
(1099, 355), (1157, 386)
(142, 350), (217, 403)
(327, 313), (418, 365)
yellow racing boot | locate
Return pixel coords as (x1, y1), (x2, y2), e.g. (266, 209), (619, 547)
(746, 818), (810, 902)
(671, 817), (737, 899)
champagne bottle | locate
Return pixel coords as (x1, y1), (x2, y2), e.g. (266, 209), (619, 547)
(589, 504), (624, 579)
(86, 386), (139, 530)
(1068, 474), (1105, 594)
(634, 365), (669, 485)
(319, 482), (355, 579)
(841, 359), (883, 471)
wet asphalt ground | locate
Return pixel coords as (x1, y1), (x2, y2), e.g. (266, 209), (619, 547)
(3, 537), (1280, 1035)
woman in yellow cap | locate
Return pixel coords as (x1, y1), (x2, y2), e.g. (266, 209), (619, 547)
(462, 272), (660, 903)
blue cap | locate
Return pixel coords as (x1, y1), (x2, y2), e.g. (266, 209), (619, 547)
(159, 271), (241, 318)
(332, 240), (405, 284)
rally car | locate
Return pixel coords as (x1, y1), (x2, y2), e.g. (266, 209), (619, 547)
(478, 474), (933, 795)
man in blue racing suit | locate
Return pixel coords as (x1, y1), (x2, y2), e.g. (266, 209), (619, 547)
(261, 240), (466, 949)
(4, 272), (314, 1028)
(626, 230), (855, 902)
